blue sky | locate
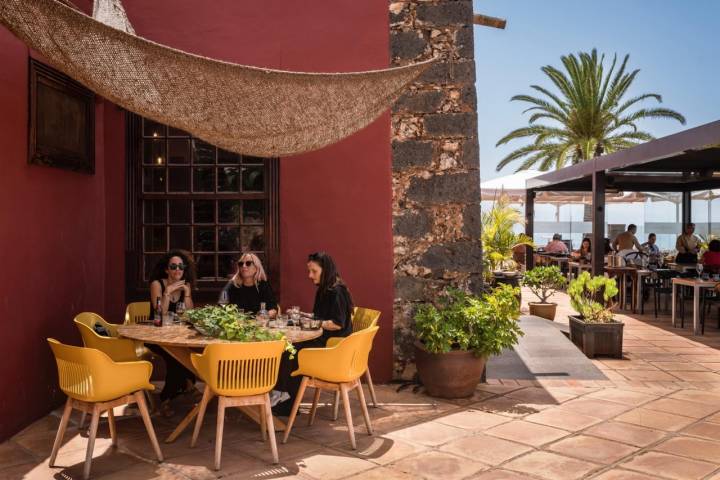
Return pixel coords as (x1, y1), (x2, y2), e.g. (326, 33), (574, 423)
(473, 0), (720, 181)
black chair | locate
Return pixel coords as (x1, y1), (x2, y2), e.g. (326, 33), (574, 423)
(677, 270), (698, 327)
(700, 287), (720, 335)
(642, 270), (679, 318)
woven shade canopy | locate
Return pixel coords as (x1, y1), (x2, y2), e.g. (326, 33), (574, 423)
(0, 0), (433, 157)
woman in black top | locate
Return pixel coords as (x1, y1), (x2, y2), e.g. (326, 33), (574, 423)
(148, 250), (197, 416)
(220, 253), (278, 315)
(273, 252), (354, 416)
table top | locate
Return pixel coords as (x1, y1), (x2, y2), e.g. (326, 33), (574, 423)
(672, 277), (720, 288)
(118, 324), (322, 348)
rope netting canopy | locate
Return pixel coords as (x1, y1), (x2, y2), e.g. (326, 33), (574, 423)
(0, 0), (433, 157)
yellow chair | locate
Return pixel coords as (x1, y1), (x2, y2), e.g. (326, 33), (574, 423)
(283, 326), (379, 450)
(190, 341), (286, 469)
(326, 307), (381, 419)
(74, 313), (138, 362)
(125, 301), (152, 325)
(47, 338), (163, 479)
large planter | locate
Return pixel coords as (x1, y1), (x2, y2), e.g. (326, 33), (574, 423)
(414, 341), (486, 398)
(528, 302), (557, 321)
(568, 315), (624, 358)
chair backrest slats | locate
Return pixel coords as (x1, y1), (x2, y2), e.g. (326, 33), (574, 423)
(126, 302), (152, 325)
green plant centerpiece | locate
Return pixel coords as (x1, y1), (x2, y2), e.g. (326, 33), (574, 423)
(185, 304), (295, 357)
(481, 194), (534, 274)
(566, 272), (623, 358)
(522, 266), (566, 320)
(413, 284), (523, 398)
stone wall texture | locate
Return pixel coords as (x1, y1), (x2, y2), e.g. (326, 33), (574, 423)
(390, 0), (482, 379)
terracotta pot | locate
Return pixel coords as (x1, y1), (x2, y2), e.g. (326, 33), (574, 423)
(414, 341), (486, 398)
(528, 302), (557, 321)
(568, 315), (624, 359)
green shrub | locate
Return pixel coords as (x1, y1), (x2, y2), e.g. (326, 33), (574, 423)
(567, 272), (618, 323)
(522, 266), (566, 303)
(414, 284), (523, 357)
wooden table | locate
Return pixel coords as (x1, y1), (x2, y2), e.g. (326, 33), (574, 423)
(567, 261), (591, 280)
(118, 324), (322, 442)
(671, 278), (720, 335)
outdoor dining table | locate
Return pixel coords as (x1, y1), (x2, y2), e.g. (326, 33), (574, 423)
(671, 277), (720, 335)
(567, 260), (591, 280)
(118, 324), (322, 443)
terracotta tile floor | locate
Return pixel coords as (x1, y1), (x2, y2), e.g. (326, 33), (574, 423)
(3, 289), (720, 479)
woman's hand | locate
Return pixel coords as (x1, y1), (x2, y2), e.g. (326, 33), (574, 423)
(166, 280), (186, 295)
(321, 320), (341, 331)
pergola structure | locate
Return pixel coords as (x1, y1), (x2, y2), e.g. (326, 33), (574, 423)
(525, 120), (720, 275)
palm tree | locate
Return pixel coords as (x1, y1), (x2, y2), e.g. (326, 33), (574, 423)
(496, 49), (686, 172)
(482, 194), (534, 271)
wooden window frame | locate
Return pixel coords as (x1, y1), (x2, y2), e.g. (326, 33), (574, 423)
(125, 114), (280, 304)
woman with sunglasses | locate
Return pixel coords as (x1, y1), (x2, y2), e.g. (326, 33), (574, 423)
(148, 250), (197, 416)
(219, 253), (278, 316)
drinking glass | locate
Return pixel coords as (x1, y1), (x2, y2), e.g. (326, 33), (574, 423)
(175, 301), (185, 323)
(697, 263), (704, 277)
(218, 290), (229, 306)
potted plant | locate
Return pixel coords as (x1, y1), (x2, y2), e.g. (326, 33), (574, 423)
(522, 266), (566, 320)
(567, 272), (623, 358)
(481, 194), (534, 274)
(413, 284), (523, 398)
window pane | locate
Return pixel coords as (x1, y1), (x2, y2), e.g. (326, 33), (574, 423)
(219, 227), (240, 251)
(168, 139), (191, 164)
(218, 254), (237, 279)
(168, 126), (190, 137)
(169, 199), (191, 224)
(193, 200), (214, 224)
(169, 226), (192, 250)
(194, 226), (215, 251)
(192, 139), (215, 164)
(193, 167), (215, 192)
(143, 167), (166, 193)
(242, 200), (264, 224)
(143, 139), (166, 165)
(143, 119), (166, 137)
(219, 200), (241, 224)
(241, 226), (264, 251)
(242, 155), (264, 164)
(242, 165), (264, 192)
(144, 200), (166, 224)
(168, 167), (191, 192)
(218, 149), (241, 164)
(195, 253), (215, 280)
(218, 167), (240, 192)
(144, 254), (163, 281)
(144, 226), (166, 252)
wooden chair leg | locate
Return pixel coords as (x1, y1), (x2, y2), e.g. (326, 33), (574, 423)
(340, 383), (356, 450)
(107, 408), (117, 447)
(263, 394), (279, 464)
(260, 405), (268, 442)
(364, 369), (378, 408)
(214, 397), (226, 470)
(135, 391), (164, 462)
(282, 376), (308, 444)
(355, 380), (373, 435)
(308, 388), (321, 426)
(83, 404), (101, 480)
(191, 386), (213, 448)
(332, 391), (340, 421)
(78, 411), (87, 430)
(145, 390), (157, 414)
(49, 397), (73, 467)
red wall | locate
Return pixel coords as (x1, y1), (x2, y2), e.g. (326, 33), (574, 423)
(123, 1), (395, 380)
(0, 0), (393, 440)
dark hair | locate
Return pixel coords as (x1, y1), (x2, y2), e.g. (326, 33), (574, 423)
(552, 233), (562, 240)
(603, 238), (613, 254)
(308, 252), (344, 291)
(628, 224), (637, 231)
(149, 249), (197, 285)
(581, 238), (591, 251)
(709, 239), (720, 253)
(648, 233), (656, 239)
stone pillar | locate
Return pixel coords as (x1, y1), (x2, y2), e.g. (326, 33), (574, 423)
(390, 0), (482, 379)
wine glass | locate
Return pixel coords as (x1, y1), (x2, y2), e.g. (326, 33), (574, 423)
(218, 290), (229, 306)
(697, 263), (704, 277)
(175, 301), (185, 322)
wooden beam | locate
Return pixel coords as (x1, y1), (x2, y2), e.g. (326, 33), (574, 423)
(525, 189), (535, 269)
(591, 171), (606, 276)
(682, 191), (692, 228)
(473, 14), (507, 29)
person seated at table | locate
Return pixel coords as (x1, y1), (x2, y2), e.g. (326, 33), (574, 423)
(148, 250), (197, 416)
(571, 238), (591, 262)
(612, 224), (643, 252)
(273, 251), (354, 416)
(641, 233), (660, 255)
(702, 239), (720, 273)
(604, 238), (613, 255)
(219, 252), (277, 316)
(545, 234), (569, 254)
(676, 223), (700, 263)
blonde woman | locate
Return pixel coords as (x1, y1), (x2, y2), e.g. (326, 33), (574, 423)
(219, 253), (278, 316)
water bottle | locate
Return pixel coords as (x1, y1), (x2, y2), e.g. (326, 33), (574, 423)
(153, 296), (162, 327)
(257, 302), (268, 327)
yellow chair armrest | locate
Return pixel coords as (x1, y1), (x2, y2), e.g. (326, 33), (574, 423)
(292, 347), (337, 378)
(325, 337), (342, 348)
(111, 360), (155, 391)
(190, 352), (209, 381)
(105, 324), (120, 337)
(96, 336), (139, 363)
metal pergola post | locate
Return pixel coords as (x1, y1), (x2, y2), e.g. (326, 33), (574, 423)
(682, 190), (692, 228)
(591, 171), (606, 276)
(525, 189), (535, 269)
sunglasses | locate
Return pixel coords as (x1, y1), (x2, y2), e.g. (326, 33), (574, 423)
(168, 263), (185, 271)
(238, 260), (255, 267)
